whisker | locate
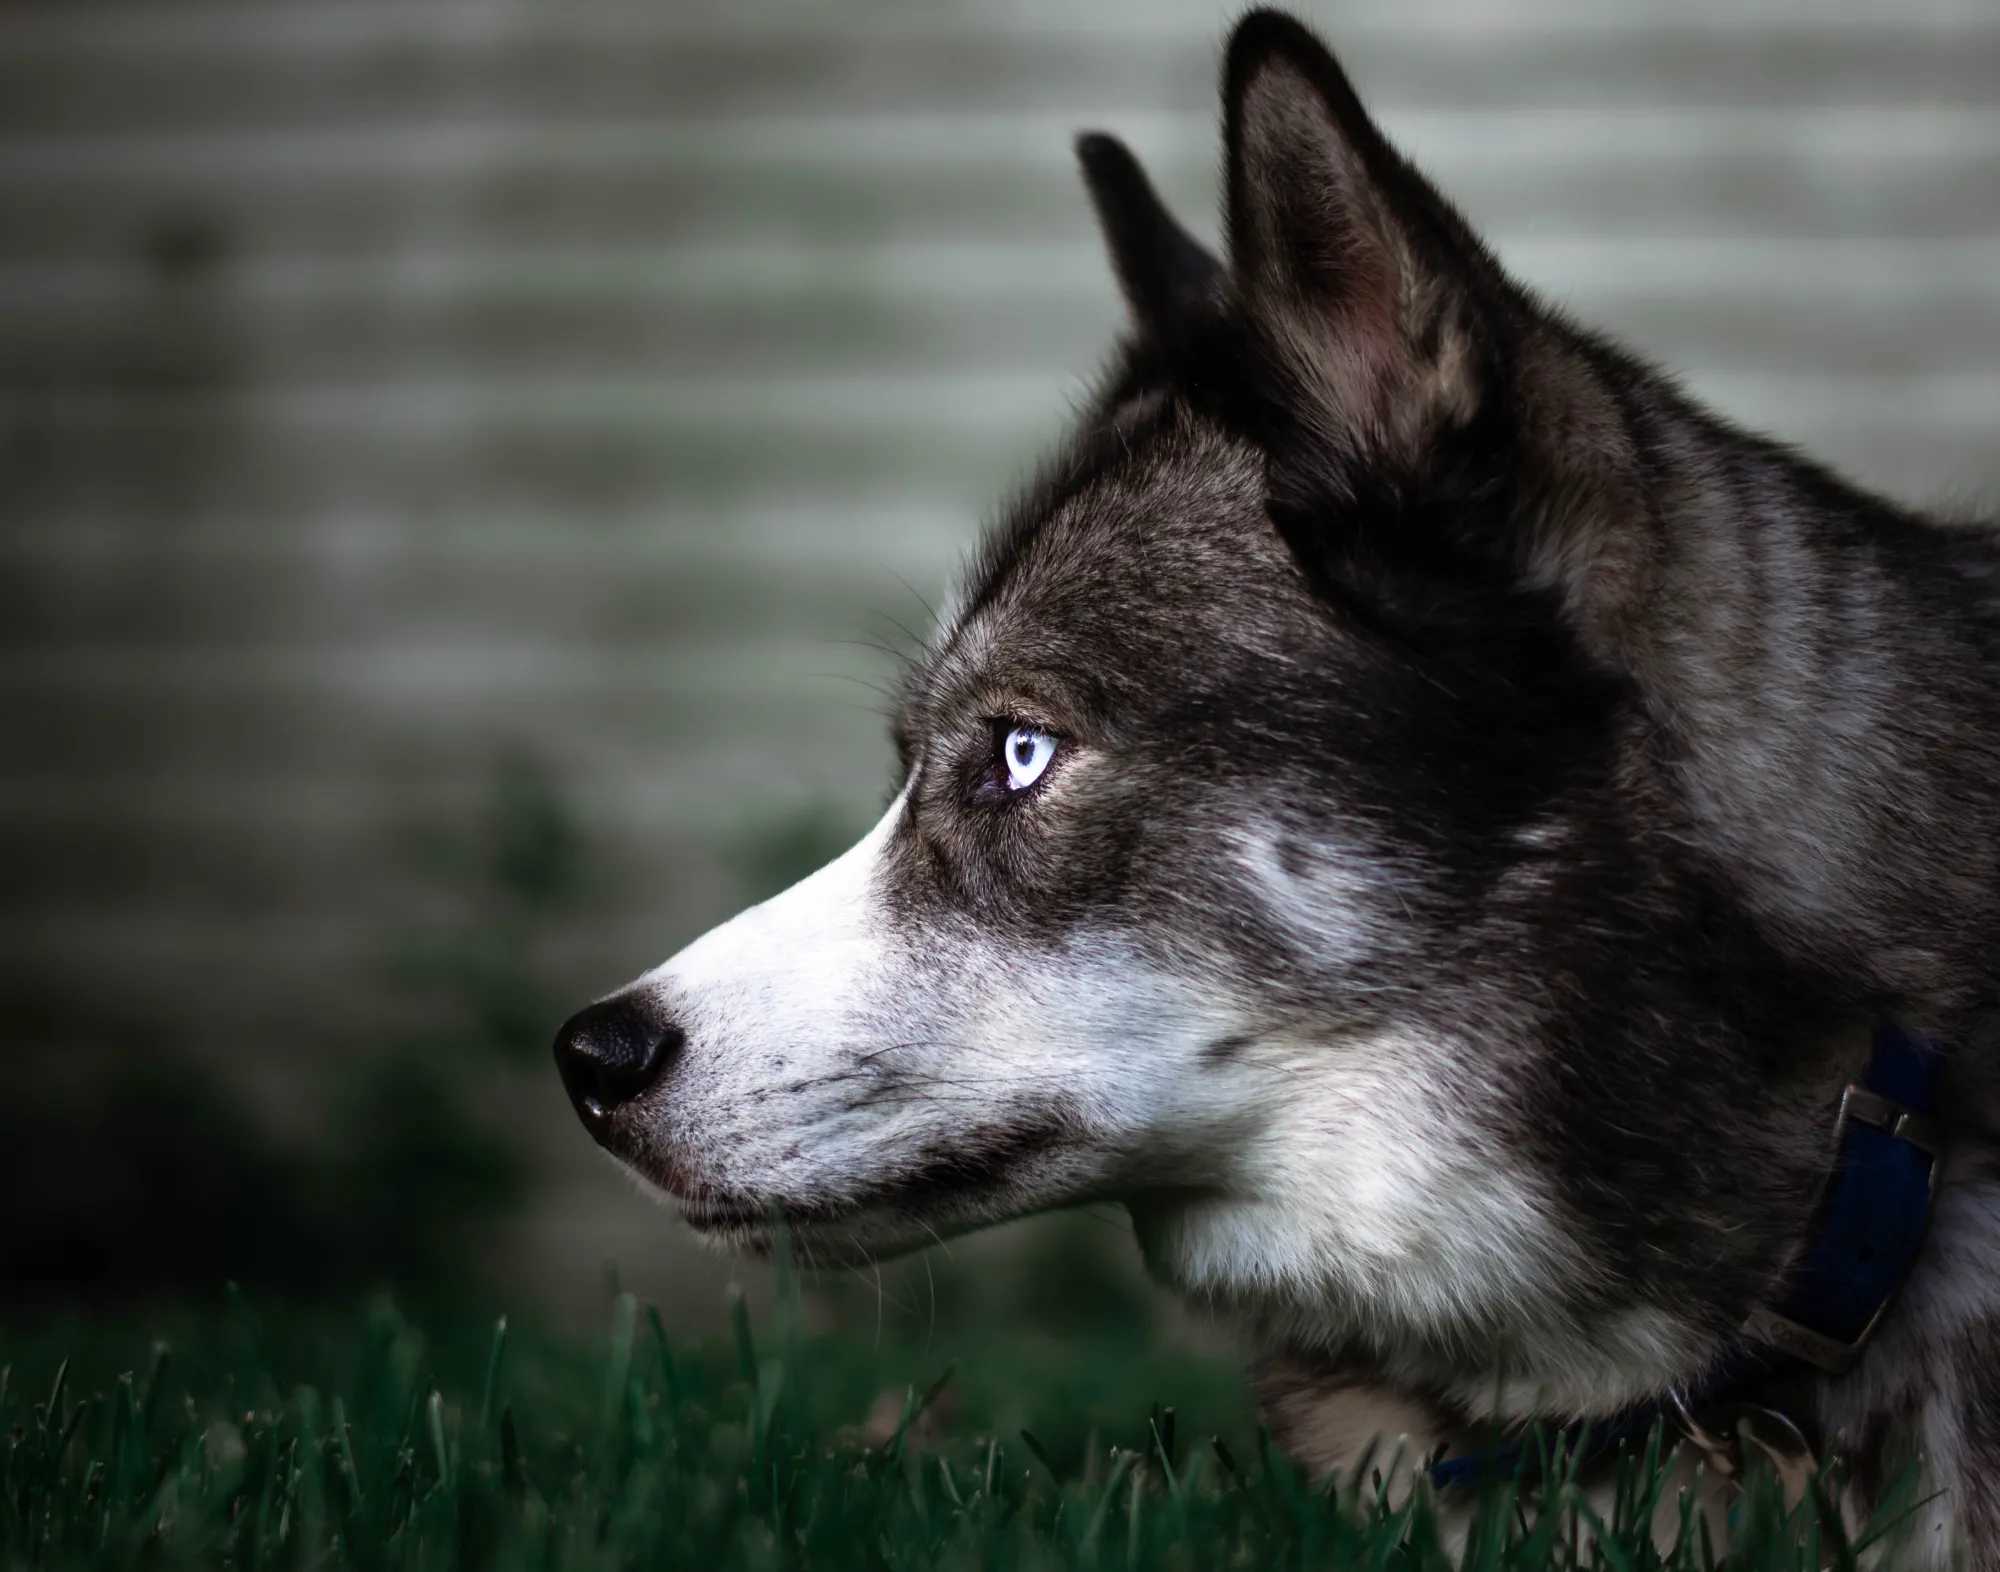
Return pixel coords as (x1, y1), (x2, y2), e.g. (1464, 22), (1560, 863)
(921, 1238), (937, 1356)
(886, 570), (940, 636)
(1074, 1203), (1137, 1238)
(871, 613), (930, 663)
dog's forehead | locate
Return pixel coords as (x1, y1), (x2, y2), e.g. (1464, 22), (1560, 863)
(904, 398), (1291, 725)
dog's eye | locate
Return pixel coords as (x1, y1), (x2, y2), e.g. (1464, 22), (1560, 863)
(1001, 724), (1057, 791)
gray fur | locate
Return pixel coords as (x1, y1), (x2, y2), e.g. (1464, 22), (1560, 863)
(553, 13), (2000, 1561)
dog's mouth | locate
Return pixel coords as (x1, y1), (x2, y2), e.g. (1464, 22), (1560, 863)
(601, 1142), (804, 1243)
(673, 1195), (845, 1243)
(619, 1160), (814, 1244)
(676, 1197), (772, 1234)
(673, 1181), (957, 1246)
(641, 1109), (1089, 1260)
(612, 1104), (1104, 1264)
(640, 1164), (875, 1250)
(673, 1193), (915, 1267)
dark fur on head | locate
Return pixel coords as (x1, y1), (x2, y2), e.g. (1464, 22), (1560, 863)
(563, 12), (2000, 1560)
(1056, 15), (2000, 1554)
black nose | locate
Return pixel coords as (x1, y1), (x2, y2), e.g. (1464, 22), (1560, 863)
(552, 995), (683, 1138)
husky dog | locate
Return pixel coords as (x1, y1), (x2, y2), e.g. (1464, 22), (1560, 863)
(555, 13), (2000, 1562)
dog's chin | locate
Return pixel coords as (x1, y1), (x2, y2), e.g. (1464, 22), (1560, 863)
(674, 1197), (953, 1268)
(625, 1156), (953, 1265)
(672, 1197), (778, 1249)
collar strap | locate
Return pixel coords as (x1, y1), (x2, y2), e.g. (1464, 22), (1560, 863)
(1429, 1021), (1943, 1493)
(1739, 1020), (1942, 1374)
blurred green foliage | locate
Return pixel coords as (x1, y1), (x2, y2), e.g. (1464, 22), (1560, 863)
(0, 1021), (521, 1299)
(0, 755), (585, 1300)
(388, 750), (585, 1065)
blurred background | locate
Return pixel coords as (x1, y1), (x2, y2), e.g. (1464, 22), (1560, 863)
(3, 0), (1998, 1336)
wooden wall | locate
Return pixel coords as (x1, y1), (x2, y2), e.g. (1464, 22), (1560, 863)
(5, 0), (1997, 1317)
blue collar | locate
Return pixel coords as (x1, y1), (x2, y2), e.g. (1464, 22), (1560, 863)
(1430, 1021), (1943, 1492)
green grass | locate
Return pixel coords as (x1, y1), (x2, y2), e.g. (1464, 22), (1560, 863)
(0, 1287), (1914, 1571)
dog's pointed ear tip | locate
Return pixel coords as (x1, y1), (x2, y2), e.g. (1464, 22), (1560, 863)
(1074, 130), (1134, 182)
(1224, 9), (1352, 98)
(1226, 9), (1328, 67)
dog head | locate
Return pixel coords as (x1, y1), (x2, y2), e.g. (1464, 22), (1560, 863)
(555, 12), (1856, 1408)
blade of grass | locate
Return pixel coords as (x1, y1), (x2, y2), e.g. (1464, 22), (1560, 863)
(1149, 1416), (1183, 1504)
(1020, 1430), (1060, 1486)
(477, 1316), (508, 1438)
(1082, 1448), (1136, 1559)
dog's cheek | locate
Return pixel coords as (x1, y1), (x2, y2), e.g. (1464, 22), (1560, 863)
(811, 937), (1248, 1211)
(623, 770), (1264, 1216)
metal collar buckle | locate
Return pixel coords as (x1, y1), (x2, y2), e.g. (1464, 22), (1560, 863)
(1739, 1303), (1875, 1376)
(1837, 1084), (1943, 1157)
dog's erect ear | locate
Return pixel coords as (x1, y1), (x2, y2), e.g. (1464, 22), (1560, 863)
(1223, 11), (1499, 462)
(1077, 131), (1224, 343)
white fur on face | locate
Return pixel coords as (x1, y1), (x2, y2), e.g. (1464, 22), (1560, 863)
(640, 787), (906, 1106)
(609, 783), (1246, 1256)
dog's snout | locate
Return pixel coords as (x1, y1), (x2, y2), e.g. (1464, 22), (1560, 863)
(552, 995), (683, 1138)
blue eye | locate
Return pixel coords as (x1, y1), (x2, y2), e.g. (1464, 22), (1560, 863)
(1002, 725), (1057, 791)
